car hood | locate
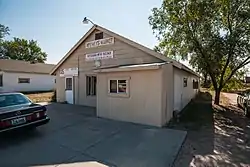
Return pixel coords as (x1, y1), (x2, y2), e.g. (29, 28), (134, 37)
(0, 103), (41, 114)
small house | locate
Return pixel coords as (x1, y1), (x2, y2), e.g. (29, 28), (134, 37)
(50, 25), (199, 127)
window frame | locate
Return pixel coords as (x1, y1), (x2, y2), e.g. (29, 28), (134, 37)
(108, 77), (130, 98)
(18, 78), (30, 84)
(86, 75), (97, 96)
(183, 77), (188, 87)
(65, 77), (73, 90)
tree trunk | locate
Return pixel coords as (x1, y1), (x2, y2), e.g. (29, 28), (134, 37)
(214, 89), (221, 105)
(204, 73), (208, 87)
(204, 73), (208, 84)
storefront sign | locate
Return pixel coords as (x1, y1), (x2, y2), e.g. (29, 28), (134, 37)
(85, 37), (114, 48)
(60, 67), (78, 77)
(85, 51), (113, 61)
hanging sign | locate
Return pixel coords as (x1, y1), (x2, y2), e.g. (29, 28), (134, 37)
(60, 67), (78, 77)
(85, 51), (113, 61)
(85, 37), (114, 48)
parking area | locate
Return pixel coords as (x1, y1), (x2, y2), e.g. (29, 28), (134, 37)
(0, 103), (186, 167)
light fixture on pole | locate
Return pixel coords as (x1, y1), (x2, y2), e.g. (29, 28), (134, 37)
(82, 17), (100, 68)
(82, 17), (95, 25)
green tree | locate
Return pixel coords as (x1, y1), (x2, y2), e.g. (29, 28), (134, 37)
(0, 24), (10, 41)
(149, 0), (250, 104)
(0, 37), (47, 63)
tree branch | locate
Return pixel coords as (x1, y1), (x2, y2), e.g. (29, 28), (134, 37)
(219, 2), (233, 90)
(223, 57), (250, 86)
(184, 4), (218, 89)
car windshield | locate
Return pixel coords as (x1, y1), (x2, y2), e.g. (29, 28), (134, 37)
(0, 94), (31, 108)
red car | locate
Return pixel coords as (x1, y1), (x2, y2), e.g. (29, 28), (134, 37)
(0, 92), (50, 133)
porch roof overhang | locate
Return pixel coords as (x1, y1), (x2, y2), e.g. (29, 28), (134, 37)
(93, 62), (168, 73)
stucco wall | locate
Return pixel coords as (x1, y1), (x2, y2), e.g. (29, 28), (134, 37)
(0, 71), (55, 92)
(55, 29), (162, 105)
(173, 67), (199, 112)
(161, 64), (174, 124)
(97, 69), (163, 127)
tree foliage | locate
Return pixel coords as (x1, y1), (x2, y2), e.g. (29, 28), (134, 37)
(0, 38), (47, 63)
(0, 24), (47, 63)
(149, 0), (250, 104)
(0, 24), (10, 41)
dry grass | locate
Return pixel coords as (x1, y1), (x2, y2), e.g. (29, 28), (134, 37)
(171, 90), (250, 167)
(200, 88), (230, 105)
(25, 92), (55, 103)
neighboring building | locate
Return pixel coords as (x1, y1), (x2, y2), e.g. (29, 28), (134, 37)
(0, 59), (55, 92)
(50, 25), (199, 127)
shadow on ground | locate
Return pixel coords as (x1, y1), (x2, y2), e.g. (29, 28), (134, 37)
(169, 92), (250, 167)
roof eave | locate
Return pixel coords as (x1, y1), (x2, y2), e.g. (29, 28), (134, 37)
(93, 65), (161, 73)
(50, 25), (98, 75)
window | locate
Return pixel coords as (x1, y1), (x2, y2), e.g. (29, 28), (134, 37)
(65, 78), (72, 90)
(109, 79), (128, 94)
(193, 80), (199, 89)
(0, 75), (2, 87)
(86, 76), (96, 96)
(95, 32), (103, 40)
(183, 77), (187, 87)
(18, 78), (30, 84)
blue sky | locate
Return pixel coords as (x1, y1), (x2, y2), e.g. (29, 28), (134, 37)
(0, 0), (163, 64)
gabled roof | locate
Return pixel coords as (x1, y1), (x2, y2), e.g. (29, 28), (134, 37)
(50, 24), (198, 77)
(0, 59), (55, 74)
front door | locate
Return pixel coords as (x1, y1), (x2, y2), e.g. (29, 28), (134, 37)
(65, 77), (73, 104)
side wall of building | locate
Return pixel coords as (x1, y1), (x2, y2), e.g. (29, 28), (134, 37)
(97, 69), (163, 127)
(0, 72), (55, 92)
(161, 64), (174, 124)
(173, 67), (199, 112)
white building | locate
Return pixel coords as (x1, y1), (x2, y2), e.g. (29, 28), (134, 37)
(0, 59), (55, 92)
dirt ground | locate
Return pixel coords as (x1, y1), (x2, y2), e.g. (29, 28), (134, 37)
(169, 92), (250, 167)
(25, 91), (55, 102)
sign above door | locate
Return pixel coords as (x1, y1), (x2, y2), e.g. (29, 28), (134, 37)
(60, 67), (78, 77)
(85, 37), (114, 48)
